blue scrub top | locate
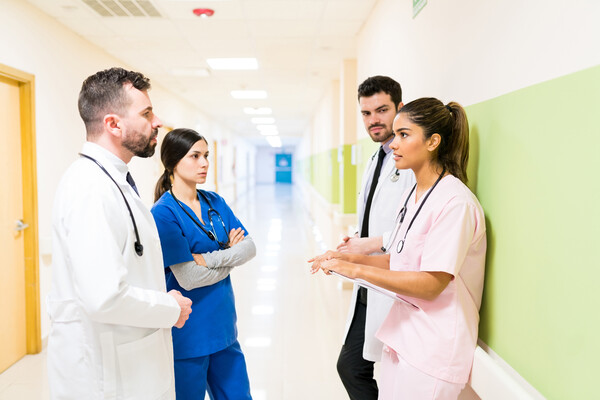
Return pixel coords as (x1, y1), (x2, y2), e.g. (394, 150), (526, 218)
(151, 190), (247, 359)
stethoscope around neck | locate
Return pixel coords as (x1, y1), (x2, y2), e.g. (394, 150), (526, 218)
(170, 189), (230, 249)
(382, 167), (446, 254)
(79, 153), (144, 257)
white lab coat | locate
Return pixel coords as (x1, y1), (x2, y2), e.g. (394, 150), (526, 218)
(342, 148), (415, 362)
(47, 142), (180, 400)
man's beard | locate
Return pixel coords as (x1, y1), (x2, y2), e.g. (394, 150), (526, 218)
(367, 124), (393, 142)
(123, 127), (158, 158)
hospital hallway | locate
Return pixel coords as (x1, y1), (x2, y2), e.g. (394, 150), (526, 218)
(0, 183), (353, 400)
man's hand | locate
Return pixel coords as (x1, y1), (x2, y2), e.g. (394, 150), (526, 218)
(168, 290), (192, 328)
(337, 235), (383, 255)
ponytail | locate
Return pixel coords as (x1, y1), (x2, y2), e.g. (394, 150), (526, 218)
(154, 169), (172, 203)
(399, 98), (470, 183)
(444, 102), (469, 183)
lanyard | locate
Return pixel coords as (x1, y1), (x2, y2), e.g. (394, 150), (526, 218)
(170, 189), (230, 249)
(383, 168), (446, 253)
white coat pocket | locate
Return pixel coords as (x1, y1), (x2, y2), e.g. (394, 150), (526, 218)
(116, 329), (173, 400)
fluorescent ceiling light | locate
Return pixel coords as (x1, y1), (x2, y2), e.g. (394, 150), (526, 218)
(257, 125), (278, 136)
(207, 58), (258, 70)
(244, 107), (272, 115)
(256, 124), (278, 132)
(266, 136), (282, 148)
(251, 117), (275, 124)
(231, 90), (267, 99)
(170, 68), (210, 77)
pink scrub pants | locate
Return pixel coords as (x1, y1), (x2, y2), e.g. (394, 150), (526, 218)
(379, 345), (465, 400)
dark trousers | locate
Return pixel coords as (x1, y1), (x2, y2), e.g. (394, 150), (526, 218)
(337, 298), (378, 400)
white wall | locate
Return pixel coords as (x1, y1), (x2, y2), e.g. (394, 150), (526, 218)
(0, 0), (255, 339)
(356, 0), (600, 109)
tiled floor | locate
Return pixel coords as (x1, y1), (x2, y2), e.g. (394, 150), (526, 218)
(0, 184), (352, 399)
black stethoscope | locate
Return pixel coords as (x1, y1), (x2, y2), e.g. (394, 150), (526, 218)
(170, 189), (230, 249)
(80, 154), (144, 256)
(382, 168), (446, 254)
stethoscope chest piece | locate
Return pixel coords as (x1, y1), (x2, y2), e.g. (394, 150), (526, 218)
(135, 242), (144, 256)
(390, 170), (400, 182)
(396, 239), (405, 253)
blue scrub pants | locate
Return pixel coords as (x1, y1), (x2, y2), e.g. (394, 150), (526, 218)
(174, 340), (252, 400)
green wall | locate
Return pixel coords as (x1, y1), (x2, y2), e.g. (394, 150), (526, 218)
(339, 144), (357, 214)
(308, 148), (340, 204)
(468, 65), (600, 399)
(300, 66), (600, 398)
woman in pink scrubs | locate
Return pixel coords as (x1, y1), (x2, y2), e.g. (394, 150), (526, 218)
(310, 97), (486, 399)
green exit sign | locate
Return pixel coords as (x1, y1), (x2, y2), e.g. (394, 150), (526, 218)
(413, 0), (427, 18)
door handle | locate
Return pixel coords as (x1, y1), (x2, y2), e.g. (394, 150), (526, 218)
(15, 219), (29, 232)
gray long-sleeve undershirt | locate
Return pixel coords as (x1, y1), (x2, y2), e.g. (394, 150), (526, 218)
(169, 236), (256, 291)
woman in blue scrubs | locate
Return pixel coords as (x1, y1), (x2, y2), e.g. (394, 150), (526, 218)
(151, 128), (255, 400)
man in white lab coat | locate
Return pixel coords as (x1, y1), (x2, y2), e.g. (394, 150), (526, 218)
(47, 67), (192, 400)
(336, 76), (415, 399)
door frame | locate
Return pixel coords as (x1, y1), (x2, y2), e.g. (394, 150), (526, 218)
(0, 63), (41, 354)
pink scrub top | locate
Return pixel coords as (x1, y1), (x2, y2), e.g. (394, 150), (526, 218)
(376, 175), (486, 384)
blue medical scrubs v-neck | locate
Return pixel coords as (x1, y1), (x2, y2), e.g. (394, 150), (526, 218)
(151, 190), (247, 359)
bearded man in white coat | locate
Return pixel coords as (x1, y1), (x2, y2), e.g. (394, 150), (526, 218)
(47, 67), (192, 400)
(335, 76), (415, 400)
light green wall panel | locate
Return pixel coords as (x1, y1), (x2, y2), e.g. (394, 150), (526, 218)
(309, 149), (340, 203)
(339, 144), (357, 214)
(331, 148), (340, 204)
(468, 65), (600, 399)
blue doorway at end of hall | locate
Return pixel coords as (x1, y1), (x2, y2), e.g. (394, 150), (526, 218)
(275, 153), (292, 183)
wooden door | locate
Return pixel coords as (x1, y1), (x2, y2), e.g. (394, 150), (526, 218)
(0, 75), (27, 372)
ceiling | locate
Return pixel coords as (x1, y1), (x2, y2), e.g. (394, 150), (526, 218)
(25, 0), (378, 147)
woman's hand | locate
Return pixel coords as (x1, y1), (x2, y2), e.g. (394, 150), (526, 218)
(228, 227), (245, 246)
(307, 250), (345, 274)
(192, 253), (207, 267)
(320, 258), (360, 279)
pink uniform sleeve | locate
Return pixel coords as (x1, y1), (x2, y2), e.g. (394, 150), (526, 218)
(420, 198), (478, 276)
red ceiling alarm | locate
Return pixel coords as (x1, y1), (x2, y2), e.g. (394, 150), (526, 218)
(193, 8), (215, 17)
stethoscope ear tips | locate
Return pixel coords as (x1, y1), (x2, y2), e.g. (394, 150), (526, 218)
(135, 242), (144, 256)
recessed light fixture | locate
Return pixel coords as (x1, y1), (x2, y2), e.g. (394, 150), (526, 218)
(251, 117), (275, 124)
(170, 68), (210, 77)
(256, 124), (278, 132)
(244, 107), (272, 115)
(207, 58), (258, 70)
(266, 136), (282, 148)
(257, 125), (278, 136)
(231, 90), (267, 99)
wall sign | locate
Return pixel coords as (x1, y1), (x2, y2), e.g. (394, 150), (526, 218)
(413, 0), (427, 18)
